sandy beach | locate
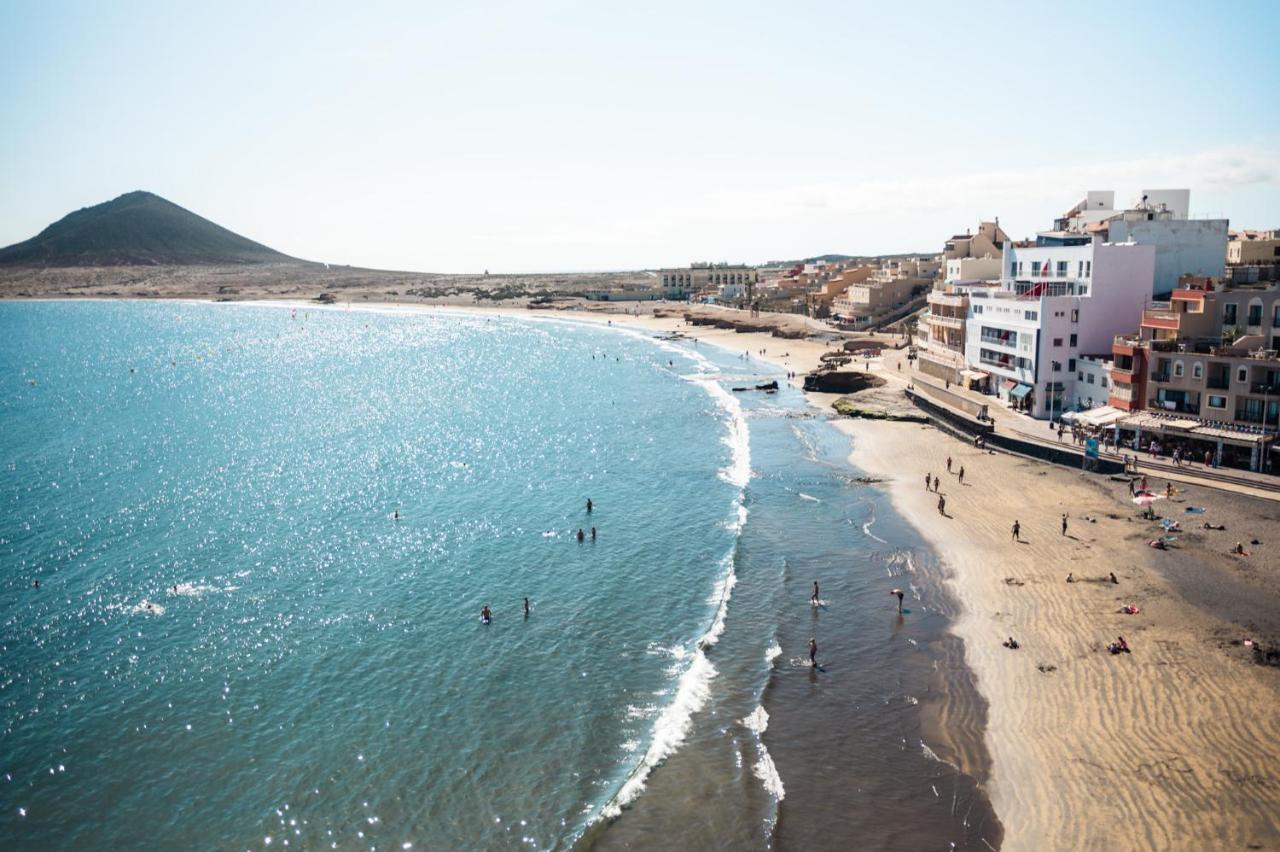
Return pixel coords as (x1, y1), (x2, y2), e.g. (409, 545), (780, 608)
(840, 417), (1280, 850)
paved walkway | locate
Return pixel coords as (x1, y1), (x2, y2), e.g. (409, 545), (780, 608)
(872, 346), (1280, 502)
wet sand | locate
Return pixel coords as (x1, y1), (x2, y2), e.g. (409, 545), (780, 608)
(839, 418), (1280, 850)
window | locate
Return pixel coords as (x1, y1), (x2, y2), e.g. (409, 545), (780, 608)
(1208, 395), (1227, 409)
(1174, 361), (1184, 378)
(1071, 309), (1079, 322)
(1053, 337), (1063, 347)
(1274, 303), (1280, 328)
(1057, 261), (1069, 277)
(1068, 358), (1076, 372)
(1224, 304), (1238, 326)
(1031, 261), (1043, 276)
(1025, 310), (1038, 321)
(1017, 262), (1024, 276)
(1085, 261), (1092, 277)
(1077, 261), (1084, 277)
(1069, 333), (1078, 347)
(973, 304), (983, 314)
(1101, 377), (1108, 388)
(1086, 373), (1095, 384)
(1248, 301), (1263, 327)
(1237, 367), (1248, 383)
(1192, 362), (1203, 379)
(1079, 286), (1088, 296)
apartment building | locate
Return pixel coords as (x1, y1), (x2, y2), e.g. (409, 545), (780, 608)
(1108, 278), (1279, 470)
(657, 263), (758, 296)
(1227, 229), (1280, 265)
(1057, 189), (1227, 295)
(963, 239), (1155, 419)
(916, 282), (998, 384)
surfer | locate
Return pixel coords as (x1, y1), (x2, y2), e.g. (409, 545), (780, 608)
(481, 605), (492, 624)
(891, 588), (905, 613)
(811, 581), (820, 605)
(523, 597), (530, 618)
(577, 528), (585, 542)
(808, 637), (818, 667)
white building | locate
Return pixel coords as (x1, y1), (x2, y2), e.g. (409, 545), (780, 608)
(1057, 189), (1227, 296)
(964, 239), (1155, 419)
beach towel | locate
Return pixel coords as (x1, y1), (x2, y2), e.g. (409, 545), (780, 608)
(1185, 507), (1206, 514)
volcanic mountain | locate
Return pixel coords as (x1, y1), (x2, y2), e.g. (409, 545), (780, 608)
(0, 191), (299, 267)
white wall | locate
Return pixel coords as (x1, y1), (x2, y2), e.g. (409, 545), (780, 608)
(1107, 218), (1227, 296)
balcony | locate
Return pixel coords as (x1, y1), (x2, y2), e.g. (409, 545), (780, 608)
(1150, 400), (1200, 415)
(1150, 372), (1171, 383)
(929, 314), (964, 329)
(1207, 377), (1231, 390)
(1251, 383), (1280, 395)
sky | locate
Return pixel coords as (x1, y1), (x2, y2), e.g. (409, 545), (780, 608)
(1, 0), (1278, 273)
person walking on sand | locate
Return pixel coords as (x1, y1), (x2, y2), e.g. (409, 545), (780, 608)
(809, 637), (818, 667)
(1061, 514), (1068, 536)
(891, 588), (904, 613)
(1011, 520), (1021, 542)
(811, 581), (820, 605)
(937, 493), (946, 515)
(924, 472), (931, 491)
(957, 465), (965, 485)
(946, 456), (952, 473)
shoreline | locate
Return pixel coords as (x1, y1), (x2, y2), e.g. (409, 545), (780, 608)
(840, 417), (1280, 849)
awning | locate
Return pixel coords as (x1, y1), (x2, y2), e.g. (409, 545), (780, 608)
(961, 369), (989, 382)
(1002, 379), (1017, 391)
(1076, 405), (1125, 427)
(1009, 383), (1032, 400)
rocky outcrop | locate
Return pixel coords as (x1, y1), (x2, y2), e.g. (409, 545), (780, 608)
(803, 371), (885, 394)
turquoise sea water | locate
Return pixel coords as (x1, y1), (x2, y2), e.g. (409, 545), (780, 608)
(1, 301), (998, 850)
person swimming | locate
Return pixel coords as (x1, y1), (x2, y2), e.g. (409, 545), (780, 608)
(481, 605), (492, 624)
(577, 528), (585, 542)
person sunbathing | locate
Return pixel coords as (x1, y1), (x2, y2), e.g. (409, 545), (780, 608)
(1120, 604), (1140, 615)
(1002, 637), (1020, 650)
(1147, 539), (1168, 550)
(1202, 523), (1226, 531)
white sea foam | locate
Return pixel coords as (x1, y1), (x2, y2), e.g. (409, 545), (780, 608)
(739, 706), (785, 800)
(765, 642), (782, 667)
(740, 705), (769, 735)
(753, 749), (786, 801)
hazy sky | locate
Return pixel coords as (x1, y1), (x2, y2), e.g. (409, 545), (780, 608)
(2, 1), (1278, 272)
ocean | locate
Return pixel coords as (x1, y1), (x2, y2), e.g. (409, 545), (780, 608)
(0, 301), (998, 850)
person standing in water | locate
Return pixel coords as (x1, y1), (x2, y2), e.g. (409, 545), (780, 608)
(590, 526), (597, 541)
(523, 597), (530, 618)
(811, 581), (820, 605)
(586, 498), (593, 513)
(809, 637), (818, 667)
(481, 605), (492, 624)
(892, 588), (905, 613)
(577, 528), (585, 542)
